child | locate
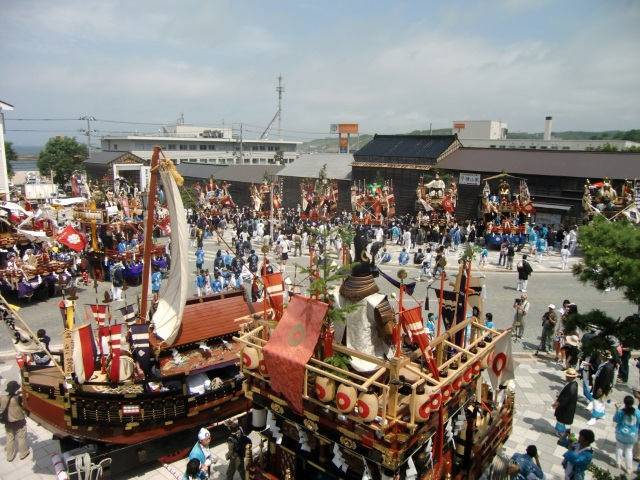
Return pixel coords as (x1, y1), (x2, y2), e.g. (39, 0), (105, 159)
(479, 246), (488, 267)
(553, 328), (565, 363)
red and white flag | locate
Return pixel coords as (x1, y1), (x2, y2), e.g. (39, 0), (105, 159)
(56, 225), (87, 252)
(400, 306), (439, 379)
(521, 201), (537, 214)
(263, 272), (285, 320)
(159, 216), (172, 237)
(100, 325), (123, 382)
(441, 195), (454, 212)
(487, 331), (515, 390)
(89, 304), (107, 327)
(72, 325), (97, 384)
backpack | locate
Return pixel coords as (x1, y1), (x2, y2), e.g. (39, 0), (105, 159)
(229, 432), (252, 455)
(0, 394), (13, 424)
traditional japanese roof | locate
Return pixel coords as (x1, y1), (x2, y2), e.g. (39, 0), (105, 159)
(353, 134), (460, 162)
(84, 151), (145, 166)
(438, 148), (640, 180)
(278, 154), (353, 180)
(175, 163), (226, 180)
(212, 165), (285, 183)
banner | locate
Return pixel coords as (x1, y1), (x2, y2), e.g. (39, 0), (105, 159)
(72, 325), (97, 384)
(263, 272), (285, 320)
(441, 196), (454, 212)
(487, 332), (515, 390)
(159, 216), (172, 236)
(119, 304), (136, 325)
(129, 324), (151, 376)
(100, 325), (123, 382)
(262, 295), (328, 413)
(56, 225), (88, 252)
(89, 304), (107, 328)
(400, 306), (439, 378)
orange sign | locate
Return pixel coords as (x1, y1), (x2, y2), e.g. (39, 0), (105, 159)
(340, 137), (348, 147)
(453, 123), (466, 130)
(338, 124), (359, 134)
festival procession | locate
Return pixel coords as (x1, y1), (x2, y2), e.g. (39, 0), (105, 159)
(1, 140), (640, 480)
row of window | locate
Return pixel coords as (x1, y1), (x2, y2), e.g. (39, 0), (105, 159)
(181, 158), (294, 165)
(133, 143), (288, 152)
(489, 145), (571, 150)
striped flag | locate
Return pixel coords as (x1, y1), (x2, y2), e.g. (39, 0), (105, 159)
(72, 325), (97, 384)
(129, 324), (150, 376)
(100, 325), (123, 382)
(263, 272), (285, 320)
(401, 306), (439, 379)
(118, 304), (136, 325)
(89, 304), (107, 327)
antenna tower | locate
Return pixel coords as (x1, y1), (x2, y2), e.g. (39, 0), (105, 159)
(277, 75), (285, 140)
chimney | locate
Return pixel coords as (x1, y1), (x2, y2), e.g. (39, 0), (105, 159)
(543, 116), (553, 141)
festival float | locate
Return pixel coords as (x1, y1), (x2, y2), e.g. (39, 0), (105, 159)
(480, 175), (536, 246)
(351, 178), (395, 225)
(582, 177), (638, 223)
(71, 186), (168, 283)
(415, 173), (457, 232)
(0, 147), (258, 477)
(236, 235), (515, 479)
(250, 175), (284, 217)
(299, 165), (339, 222)
(194, 177), (235, 210)
(0, 201), (76, 299)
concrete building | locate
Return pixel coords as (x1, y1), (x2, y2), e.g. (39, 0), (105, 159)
(0, 100), (14, 199)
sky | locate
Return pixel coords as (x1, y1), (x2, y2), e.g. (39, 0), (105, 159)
(1, 0), (639, 148)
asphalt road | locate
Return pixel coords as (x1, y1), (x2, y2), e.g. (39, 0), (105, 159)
(0, 235), (635, 355)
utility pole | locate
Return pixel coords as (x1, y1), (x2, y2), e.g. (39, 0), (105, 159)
(276, 75), (284, 140)
(78, 116), (96, 158)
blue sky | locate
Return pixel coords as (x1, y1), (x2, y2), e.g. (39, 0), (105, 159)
(1, 0), (638, 147)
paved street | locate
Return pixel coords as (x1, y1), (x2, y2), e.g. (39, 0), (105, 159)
(0, 231), (637, 479)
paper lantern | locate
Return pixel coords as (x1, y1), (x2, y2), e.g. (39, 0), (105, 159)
(315, 376), (336, 402)
(336, 384), (357, 413)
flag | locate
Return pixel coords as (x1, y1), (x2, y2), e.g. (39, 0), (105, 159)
(100, 325), (123, 382)
(262, 295), (328, 413)
(89, 304), (107, 327)
(521, 201), (536, 214)
(377, 268), (416, 295)
(487, 331), (515, 390)
(129, 324), (150, 376)
(441, 195), (454, 212)
(24, 199), (32, 212)
(263, 272), (285, 320)
(623, 203), (640, 224)
(159, 216), (172, 236)
(56, 225), (87, 252)
(433, 288), (458, 331)
(72, 325), (97, 384)
(400, 306), (439, 379)
(119, 304), (136, 325)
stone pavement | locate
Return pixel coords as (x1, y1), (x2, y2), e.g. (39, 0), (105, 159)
(2, 353), (636, 479)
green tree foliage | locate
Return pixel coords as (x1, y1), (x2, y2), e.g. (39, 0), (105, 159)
(613, 128), (640, 143)
(37, 136), (87, 185)
(564, 216), (640, 352)
(272, 150), (284, 165)
(4, 141), (17, 178)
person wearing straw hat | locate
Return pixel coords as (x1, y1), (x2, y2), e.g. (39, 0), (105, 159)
(1, 380), (30, 461)
(552, 368), (579, 437)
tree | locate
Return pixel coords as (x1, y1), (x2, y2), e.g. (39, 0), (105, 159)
(564, 216), (640, 352)
(37, 136), (87, 185)
(4, 141), (17, 179)
(272, 150), (284, 165)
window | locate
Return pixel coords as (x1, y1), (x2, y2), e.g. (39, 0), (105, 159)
(562, 147), (570, 150)
(260, 146), (266, 151)
(540, 146), (548, 150)
(134, 143), (145, 150)
(179, 145), (188, 151)
(200, 145), (208, 150)
(530, 146), (537, 149)
(168, 144), (177, 150)
(114, 144), (118, 149)
(189, 145), (197, 151)
(252, 146), (259, 151)
(208, 145), (216, 150)
(252, 158), (259, 164)
(268, 146), (275, 151)
(551, 146), (559, 150)
(499, 145), (506, 149)
(489, 145), (496, 148)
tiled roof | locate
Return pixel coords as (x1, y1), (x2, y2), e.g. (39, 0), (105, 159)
(212, 165), (284, 183)
(439, 148), (640, 180)
(354, 135), (459, 160)
(278, 154), (353, 180)
(84, 151), (144, 165)
(175, 163), (226, 179)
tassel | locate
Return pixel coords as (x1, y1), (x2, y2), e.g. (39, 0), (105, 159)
(424, 288), (429, 311)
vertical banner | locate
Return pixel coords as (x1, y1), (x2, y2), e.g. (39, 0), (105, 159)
(62, 330), (75, 377)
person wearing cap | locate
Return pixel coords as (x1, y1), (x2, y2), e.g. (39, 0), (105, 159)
(586, 350), (616, 426)
(189, 427), (215, 478)
(516, 254), (533, 293)
(508, 445), (544, 479)
(552, 367), (579, 436)
(1, 380), (30, 461)
(536, 305), (558, 355)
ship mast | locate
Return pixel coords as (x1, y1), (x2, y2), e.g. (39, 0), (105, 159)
(139, 146), (161, 322)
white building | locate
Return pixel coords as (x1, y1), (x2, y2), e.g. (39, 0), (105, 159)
(100, 123), (301, 166)
(0, 100), (14, 198)
(452, 117), (639, 151)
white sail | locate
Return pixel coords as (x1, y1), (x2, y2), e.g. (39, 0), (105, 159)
(151, 162), (189, 346)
